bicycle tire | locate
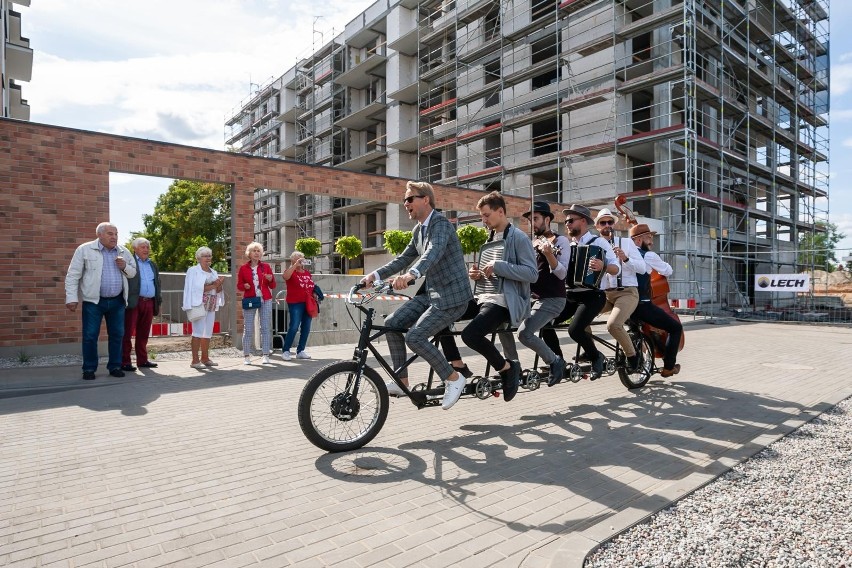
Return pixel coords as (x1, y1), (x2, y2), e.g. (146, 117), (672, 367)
(617, 331), (653, 390)
(298, 360), (389, 452)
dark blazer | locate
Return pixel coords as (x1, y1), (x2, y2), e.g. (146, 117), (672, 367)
(377, 210), (473, 310)
(127, 257), (162, 315)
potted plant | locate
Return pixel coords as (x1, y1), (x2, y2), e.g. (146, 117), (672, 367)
(295, 237), (322, 259)
(382, 229), (413, 255)
(335, 235), (363, 260)
(457, 224), (488, 256)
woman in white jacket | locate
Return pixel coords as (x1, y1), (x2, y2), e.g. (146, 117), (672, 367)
(182, 247), (225, 369)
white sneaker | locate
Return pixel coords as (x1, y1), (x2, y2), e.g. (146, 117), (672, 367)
(244, 357), (251, 365)
(262, 355), (271, 365)
(282, 351), (292, 361)
(296, 351), (311, 360)
(385, 381), (407, 397)
(442, 377), (467, 410)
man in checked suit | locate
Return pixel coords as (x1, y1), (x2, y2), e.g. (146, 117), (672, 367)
(361, 181), (473, 410)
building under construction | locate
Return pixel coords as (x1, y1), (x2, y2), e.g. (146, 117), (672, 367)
(224, 0), (829, 310)
(1, 0), (31, 120)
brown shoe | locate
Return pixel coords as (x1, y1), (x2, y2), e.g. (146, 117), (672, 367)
(660, 364), (681, 378)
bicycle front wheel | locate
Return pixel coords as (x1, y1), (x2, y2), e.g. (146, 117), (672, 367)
(617, 331), (653, 390)
(298, 361), (389, 452)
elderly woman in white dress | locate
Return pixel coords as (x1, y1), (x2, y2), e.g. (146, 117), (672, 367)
(182, 246), (225, 369)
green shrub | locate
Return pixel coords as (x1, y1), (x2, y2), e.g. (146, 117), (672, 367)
(335, 236), (363, 259)
(295, 237), (322, 258)
(457, 225), (488, 255)
(383, 230), (413, 255)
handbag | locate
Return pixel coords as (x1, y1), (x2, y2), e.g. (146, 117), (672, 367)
(306, 294), (319, 318)
(202, 292), (218, 311)
(242, 296), (262, 310)
(185, 305), (206, 322)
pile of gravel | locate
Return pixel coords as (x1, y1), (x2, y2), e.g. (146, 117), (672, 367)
(585, 396), (852, 567)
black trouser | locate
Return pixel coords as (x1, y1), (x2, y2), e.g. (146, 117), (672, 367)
(632, 301), (683, 371)
(541, 289), (606, 360)
(459, 302), (512, 372)
(439, 299), (519, 364)
(438, 300), (479, 361)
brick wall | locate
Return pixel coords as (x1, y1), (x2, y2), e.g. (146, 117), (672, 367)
(0, 119), (552, 356)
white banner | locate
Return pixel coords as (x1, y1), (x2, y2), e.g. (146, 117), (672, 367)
(754, 274), (810, 293)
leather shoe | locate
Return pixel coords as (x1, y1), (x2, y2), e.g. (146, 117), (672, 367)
(590, 352), (605, 381)
(660, 364), (681, 378)
(452, 364), (473, 379)
(121, 365), (137, 372)
(82, 371), (95, 381)
(109, 369), (125, 378)
(501, 360), (521, 402)
(138, 362), (158, 368)
(548, 357), (566, 387)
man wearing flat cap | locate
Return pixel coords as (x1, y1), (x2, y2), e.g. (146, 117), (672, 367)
(541, 204), (619, 383)
(517, 201), (572, 384)
(594, 207), (646, 372)
(630, 224), (683, 377)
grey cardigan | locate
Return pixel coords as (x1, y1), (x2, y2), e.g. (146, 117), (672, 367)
(488, 224), (538, 327)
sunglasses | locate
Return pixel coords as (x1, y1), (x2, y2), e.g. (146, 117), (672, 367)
(403, 195), (425, 204)
(597, 219), (615, 226)
(566, 218), (582, 224)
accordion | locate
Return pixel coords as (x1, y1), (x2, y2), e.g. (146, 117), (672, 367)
(473, 240), (505, 296)
(567, 244), (604, 290)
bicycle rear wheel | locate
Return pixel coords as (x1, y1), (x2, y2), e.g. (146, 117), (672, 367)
(617, 331), (653, 390)
(298, 361), (389, 452)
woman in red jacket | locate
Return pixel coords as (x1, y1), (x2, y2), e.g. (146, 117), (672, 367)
(237, 242), (277, 364)
(281, 250), (316, 361)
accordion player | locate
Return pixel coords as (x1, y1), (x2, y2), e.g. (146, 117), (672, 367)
(566, 243), (604, 289)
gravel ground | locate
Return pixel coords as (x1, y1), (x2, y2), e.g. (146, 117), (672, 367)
(586, 396), (852, 568)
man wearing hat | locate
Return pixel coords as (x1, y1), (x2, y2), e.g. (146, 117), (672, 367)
(594, 207), (647, 372)
(540, 204), (619, 383)
(630, 224), (683, 377)
(517, 201), (572, 384)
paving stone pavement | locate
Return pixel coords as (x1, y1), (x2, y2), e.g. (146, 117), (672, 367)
(1, 320), (851, 568)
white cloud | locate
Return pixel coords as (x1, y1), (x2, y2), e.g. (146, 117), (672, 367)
(832, 62), (852, 98)
(25, 0), (374, 149)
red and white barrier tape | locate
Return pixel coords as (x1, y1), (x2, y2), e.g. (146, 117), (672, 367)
(323, 292), (410, 301)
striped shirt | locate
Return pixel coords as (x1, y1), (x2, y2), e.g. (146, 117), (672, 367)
(99, 243), (124, 298)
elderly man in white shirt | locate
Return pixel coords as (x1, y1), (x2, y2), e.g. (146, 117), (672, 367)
(594, 208), (646, 371)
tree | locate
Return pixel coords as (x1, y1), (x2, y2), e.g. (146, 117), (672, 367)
(798, 222), (845, 273)
(382, 230), (412, 255)
(457, 224), (488, 256)
(142, 180), (230, 272)
(295, 237), (322, 258)
(335, 236), (363, 259)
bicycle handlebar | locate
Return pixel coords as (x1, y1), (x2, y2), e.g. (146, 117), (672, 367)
(346, 281), (395, 306)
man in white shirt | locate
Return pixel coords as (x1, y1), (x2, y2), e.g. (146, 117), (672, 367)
(541, 204), (619, 382)
(594, 208), (646, 371)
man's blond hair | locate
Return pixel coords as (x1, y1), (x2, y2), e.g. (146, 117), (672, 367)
(405, 180), (436, 209)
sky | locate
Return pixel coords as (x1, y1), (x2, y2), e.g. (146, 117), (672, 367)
(19, 0), (852, 259)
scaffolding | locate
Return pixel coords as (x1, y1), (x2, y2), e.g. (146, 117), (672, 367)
(415, 0), (829, 311)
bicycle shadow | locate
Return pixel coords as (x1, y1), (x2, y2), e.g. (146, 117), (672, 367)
(314, 380), (811, 535)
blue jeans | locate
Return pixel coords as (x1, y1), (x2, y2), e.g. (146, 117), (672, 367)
(283, 302), (312, 353)
(82, 296), (126, 372)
